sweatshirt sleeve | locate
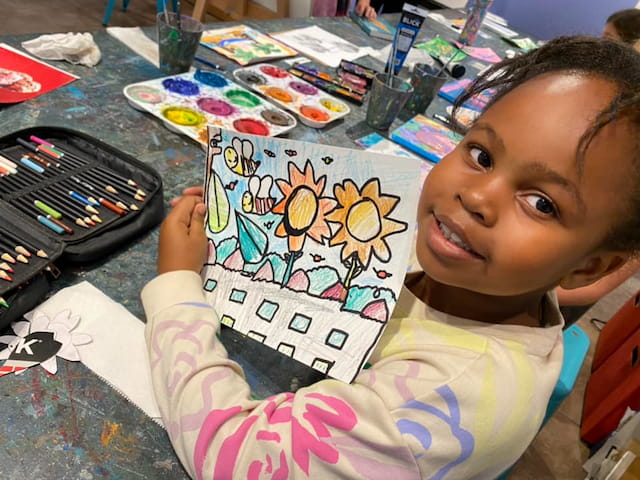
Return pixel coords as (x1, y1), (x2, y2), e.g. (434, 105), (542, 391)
(142, 271), (421, 480)
(142, 271), (560, 480)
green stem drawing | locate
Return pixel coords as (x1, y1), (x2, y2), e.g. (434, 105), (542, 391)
(282, 251), (302, 286)
(343, 252), (364, 289)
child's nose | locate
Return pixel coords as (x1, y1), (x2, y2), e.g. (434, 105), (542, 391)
(457, 177), (502, 226)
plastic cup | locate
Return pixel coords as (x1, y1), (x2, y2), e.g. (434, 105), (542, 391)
(404, 63), (449, 115)
(366, 73), (414, 130)
(157, 12), (204, 75)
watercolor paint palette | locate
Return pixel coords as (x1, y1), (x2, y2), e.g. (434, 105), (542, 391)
(123, 69), (298, 146)
(233, 64), (351, 128)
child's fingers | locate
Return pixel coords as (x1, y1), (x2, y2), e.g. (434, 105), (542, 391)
(189, 203), (207, 238)
(183, 186), (204, 197)
(166, 196), (201, 228)
(169, 186), (205, 207)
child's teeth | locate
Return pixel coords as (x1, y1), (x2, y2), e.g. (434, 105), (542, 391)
(439, 222), (472, 251)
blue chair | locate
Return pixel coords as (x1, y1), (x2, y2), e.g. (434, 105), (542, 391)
(495, 324), (591, 479)
(103, 0), (178, 26)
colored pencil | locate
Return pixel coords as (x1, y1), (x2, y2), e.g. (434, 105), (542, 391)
(92, 165), (141, 189)
(0, 235), (31, 258)
(91, 167), (145, 195)
(28, 136), (89, 167)
(36, 190), (94, 227)
(0, 237), (30, 259)
(62, 178), (127, 210)
(0, 228), (48, 258)
(39, 187), (100, 223)
(0, 262), (14, 273)
(46, 185), (100, 215)
(11, 199), (74, 234)
(59, 179), (100, 206)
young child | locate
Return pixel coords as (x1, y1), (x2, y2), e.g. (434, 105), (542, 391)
(603, 8), (640, 48)
(142, 36), (640, 479)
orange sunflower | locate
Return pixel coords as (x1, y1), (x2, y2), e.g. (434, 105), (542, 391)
(272, 160), (337, 252)
(327, 178), (407, 268)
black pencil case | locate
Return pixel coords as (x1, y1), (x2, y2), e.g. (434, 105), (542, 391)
(0, 126), (165, 330)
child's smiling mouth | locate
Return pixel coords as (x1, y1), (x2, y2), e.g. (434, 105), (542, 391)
(434, 217), (486, 260)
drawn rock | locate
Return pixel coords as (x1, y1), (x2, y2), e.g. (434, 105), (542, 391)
(223, 249), (245, 271)
(253, 260), (274, 281)
(361, 299), (389, 322)
(320, 282), (348, 302)
(286, 269), (309, 292)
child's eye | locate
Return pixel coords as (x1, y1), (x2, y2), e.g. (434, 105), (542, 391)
(523, 194), (556, 216)
(469, 146), (491, 168)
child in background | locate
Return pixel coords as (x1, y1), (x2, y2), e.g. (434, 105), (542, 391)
(142, 36), (640, 479)
(354, 0), (404, 19)
(603, 8), (640, 48)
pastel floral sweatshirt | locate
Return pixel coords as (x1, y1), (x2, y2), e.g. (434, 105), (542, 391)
(142, 270), (563, 480)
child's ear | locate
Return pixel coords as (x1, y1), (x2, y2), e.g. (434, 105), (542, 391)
(559, 252), (629, 290)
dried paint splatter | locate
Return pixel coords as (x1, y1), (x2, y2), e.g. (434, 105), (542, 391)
(100, 420), (120, 446)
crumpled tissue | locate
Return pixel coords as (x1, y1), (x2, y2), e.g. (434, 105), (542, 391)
(21, 32), (101, 67)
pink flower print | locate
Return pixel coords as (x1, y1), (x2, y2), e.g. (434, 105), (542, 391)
(205, 392), (358, 478)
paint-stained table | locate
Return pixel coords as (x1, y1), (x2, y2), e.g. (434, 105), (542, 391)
(0, 12), (519, 479)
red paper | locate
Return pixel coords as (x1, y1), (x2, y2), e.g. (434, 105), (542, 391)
(0, 43), (78, 104)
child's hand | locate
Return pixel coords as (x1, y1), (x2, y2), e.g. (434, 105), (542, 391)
(355, 0), (376, 19)
(170, 186), (204, 207)
(158, 196), (208, 274)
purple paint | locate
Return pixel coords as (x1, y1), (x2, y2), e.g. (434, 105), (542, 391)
(289, 81), (318, 96)
(196, 97), (235, 116)
(162, 78), (200, 96)
(194, 69), (228, 88)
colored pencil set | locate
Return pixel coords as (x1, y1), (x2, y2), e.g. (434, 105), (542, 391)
(0, 133), (154, 312)
(0, 224), (50, 308)
(0, 135), (148, 237)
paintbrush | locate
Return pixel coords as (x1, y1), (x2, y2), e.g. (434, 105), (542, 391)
(176, 0), (182, 33)
(162, 0), (169, 23)
(435, 45), (461, 78)
(386, 35), (398, 87)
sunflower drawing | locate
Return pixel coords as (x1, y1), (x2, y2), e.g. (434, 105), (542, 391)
(326, 178), (407, 288)
(272, 160), (337, 285)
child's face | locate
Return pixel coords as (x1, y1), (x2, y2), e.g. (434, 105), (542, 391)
(416, 73), (635, 298)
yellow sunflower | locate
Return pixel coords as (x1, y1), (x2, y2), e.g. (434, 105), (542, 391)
(272, 160), (337, 252)
(327, 178), (407, 268)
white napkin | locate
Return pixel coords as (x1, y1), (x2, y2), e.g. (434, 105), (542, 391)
(24, 281), (162, 424)
(21, 33), (101, 67)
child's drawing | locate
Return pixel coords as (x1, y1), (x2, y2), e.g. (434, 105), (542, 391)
(201, 127), (421, 382)
(200, 25), (297, 66)
(271, 26), (369, 68)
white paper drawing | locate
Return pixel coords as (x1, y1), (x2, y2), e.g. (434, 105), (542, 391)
(270, 25), (370, 68)
(201, 127), (421, 382)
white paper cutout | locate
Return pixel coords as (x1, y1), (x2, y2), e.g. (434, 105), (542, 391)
(0, 309), (91, 376)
